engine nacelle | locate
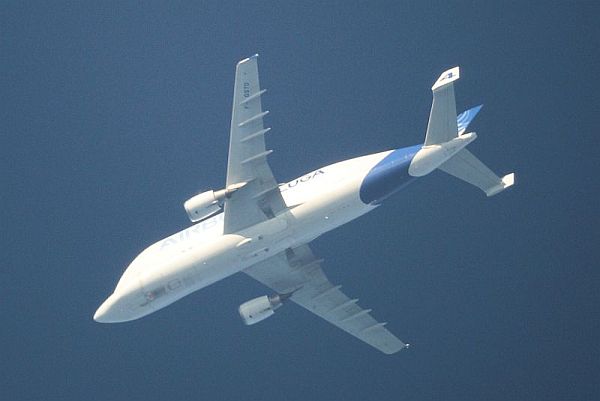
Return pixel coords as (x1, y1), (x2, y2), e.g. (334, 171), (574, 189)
(184, 182), (247, 223)
(238, 295), (285, 325)
(184, 190), (222, 222)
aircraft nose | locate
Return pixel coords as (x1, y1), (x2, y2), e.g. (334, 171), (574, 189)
(93, 298), (110, 322)
(94, 280), (143, 323)
(94, 294), (127, 323)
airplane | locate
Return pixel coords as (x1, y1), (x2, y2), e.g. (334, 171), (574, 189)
(94, 55), (515, 354)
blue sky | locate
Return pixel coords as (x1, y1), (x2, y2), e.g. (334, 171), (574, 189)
(2, 2), (599, 400)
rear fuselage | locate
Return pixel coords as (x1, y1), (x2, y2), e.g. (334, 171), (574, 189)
(93, 145), (421, 323)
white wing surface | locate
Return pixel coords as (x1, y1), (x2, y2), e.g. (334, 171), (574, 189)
(244, 244), (408, 354)
(439, 149), (515, 196)
(224, 55), (287, 234)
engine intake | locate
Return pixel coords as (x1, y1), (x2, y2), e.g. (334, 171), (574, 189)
(238, 294), (290, 325)
(183, 183), (246, 222)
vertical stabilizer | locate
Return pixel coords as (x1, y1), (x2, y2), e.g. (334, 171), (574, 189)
(411, 67), (515, 196)
(425, 67), (460, 146)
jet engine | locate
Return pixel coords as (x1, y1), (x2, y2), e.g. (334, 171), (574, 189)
(238, 294), (290, 325)
(183, 183), (246, 222)
(184, 190), (222, 222)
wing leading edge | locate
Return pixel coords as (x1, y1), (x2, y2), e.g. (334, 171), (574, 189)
(223, 55), (287, 234)
(243, 244), (408, 354)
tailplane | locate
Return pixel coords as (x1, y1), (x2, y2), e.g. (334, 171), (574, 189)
(409, 67), (515, 196)
(439, 149), (515, 196)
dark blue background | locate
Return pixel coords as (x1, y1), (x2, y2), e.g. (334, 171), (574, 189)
(2, 2), (598, 400)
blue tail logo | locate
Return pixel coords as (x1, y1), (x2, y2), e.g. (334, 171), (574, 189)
(457, 104), (483, 135)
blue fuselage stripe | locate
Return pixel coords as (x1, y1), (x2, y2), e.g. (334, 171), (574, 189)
(359, 145), (421, 205)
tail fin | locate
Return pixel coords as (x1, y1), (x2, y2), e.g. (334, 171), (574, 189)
(457, 104), (483, 135)
(425, 67), (460, 146)
(413, 67), (515, 196)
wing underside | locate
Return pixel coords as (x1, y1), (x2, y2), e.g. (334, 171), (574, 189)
(243, 244), (408, 354)
(223, 55), (287, 234)
(228, 56), (406, 353)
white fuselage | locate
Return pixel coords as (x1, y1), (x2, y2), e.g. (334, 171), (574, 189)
(94, 149), (409, 323)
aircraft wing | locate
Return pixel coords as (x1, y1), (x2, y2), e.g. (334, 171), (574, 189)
(223, 55), (287, 234)
(243, 244), (408, 354)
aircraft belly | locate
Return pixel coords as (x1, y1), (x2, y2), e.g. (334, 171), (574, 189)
(120, 159), (379, 319)
(284, 173), (375, 244)
(135, 234), (246, 313)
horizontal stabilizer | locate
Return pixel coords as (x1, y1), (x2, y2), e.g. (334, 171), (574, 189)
(438, 149), (515, 196)
(457, 104), (483, 135)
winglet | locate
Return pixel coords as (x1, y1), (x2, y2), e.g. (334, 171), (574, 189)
(432, 66), (460, 91)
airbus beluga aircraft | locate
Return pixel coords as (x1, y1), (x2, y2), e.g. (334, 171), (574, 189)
(94, 55), (514, 354)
